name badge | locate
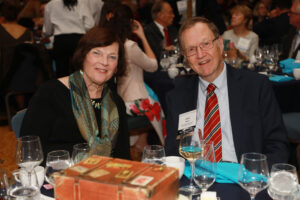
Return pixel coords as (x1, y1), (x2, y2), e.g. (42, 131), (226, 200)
(237, 37), (250, 51)
(178, 110), (196, 131)
(176, 0), (186, 15)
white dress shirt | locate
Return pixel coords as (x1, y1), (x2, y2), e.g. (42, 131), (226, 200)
(43, 0), (95, 37)
(194, 63), (238, 163)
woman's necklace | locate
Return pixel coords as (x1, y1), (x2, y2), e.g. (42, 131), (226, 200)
(90, 98), (102, 110)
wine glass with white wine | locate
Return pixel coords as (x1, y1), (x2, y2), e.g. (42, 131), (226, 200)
(179, 131), (202, 195)
(238, 153), (269, 200)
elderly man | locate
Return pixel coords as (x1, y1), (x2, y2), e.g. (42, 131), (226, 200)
(282, 0), (300, 59)
(144, 1), (177, 112)
(164, 17), (289, 167)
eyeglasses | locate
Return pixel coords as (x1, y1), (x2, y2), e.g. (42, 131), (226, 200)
(184, 37), (219, 57)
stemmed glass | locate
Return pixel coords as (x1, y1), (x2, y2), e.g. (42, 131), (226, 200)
(45, 150), (71, 186)
(72, 143), (90, 165)
(0, 167), (9, 199)
(141, 145), (165, 165)
(238, 153), (269, 200)
(268, 163), (299, 200)
(254, 48), (264, 66)
(13, 135), (43, 198)
(194, 142), (216, 193)
(179, 131), (202, 194)
(160, 50), (170, 71)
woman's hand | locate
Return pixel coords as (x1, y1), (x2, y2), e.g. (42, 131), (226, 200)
(132, 20), (146, 39)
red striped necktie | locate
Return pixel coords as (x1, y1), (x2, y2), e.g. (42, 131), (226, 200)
(163, 28), (172, 46)
(203, 83), (222, 162)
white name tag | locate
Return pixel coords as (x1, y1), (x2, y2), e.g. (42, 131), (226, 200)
(237, 37), (250, 51)
(176, 0), (186, 15)
(178, 110), (196, 131)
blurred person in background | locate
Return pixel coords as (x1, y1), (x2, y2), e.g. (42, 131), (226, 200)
(20, 27), (131, 160)
(103, 4), (165, 157)
(253, 1), (269, 26)
(42, 0), (95, 78)
(222, 4), (259, 61)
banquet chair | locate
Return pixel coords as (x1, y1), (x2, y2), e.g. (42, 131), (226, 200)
(11, 108), (27, 138)
(127, 115), (154, 161)
(283, 112), (300, 168)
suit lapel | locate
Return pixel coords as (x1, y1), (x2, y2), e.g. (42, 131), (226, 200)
(227, 66), (243, 161)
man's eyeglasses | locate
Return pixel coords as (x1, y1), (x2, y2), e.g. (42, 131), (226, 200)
(184, 37), (219, 57)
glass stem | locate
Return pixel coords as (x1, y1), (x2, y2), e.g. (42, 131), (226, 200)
(250, 195), (255, 200)
(28, 171), (32, 186)
(189, 161), (195, 188)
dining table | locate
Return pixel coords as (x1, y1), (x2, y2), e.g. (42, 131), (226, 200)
(41, 175), (273, 200)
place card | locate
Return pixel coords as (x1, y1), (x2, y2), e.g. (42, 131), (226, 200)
(178, 110), (196, 131)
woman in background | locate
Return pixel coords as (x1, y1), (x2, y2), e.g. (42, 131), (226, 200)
(21, 27), (130, 160)
(103, 4), (165, 155)
(222, 4), (259, 61)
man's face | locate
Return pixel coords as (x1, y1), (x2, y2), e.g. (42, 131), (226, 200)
(157, 2), (174, 27)
(289, 2), (300, 30)
(181, 22), (224, 82)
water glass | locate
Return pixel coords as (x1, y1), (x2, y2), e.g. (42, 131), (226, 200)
(0, 167), (9, 199)
(194, 142), (216, 193)
(238, 153), (269, 200)
(268, 163), (298, 200)
(160, 51), (170, 71)
(142, 145), (165, 165)
(72, 143), (90, 165)
(45, 150), (71, 186)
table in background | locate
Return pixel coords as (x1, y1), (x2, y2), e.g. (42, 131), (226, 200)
(271, 79), (300, 113)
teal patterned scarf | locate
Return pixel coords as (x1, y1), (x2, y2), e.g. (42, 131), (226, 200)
(69, 71), (119, 156)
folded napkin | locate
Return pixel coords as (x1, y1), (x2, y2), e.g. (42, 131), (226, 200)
(280, 59), (300, 74)
(269, 74), (294, 82)
(184, 161), (267, 184)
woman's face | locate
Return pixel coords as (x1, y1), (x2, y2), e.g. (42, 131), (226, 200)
(258, 3), (268, 17)
(82, 42), (119, 87)
(231, 11), (246, 27)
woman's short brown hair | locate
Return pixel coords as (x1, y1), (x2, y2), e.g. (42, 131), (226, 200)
(231, 5), (252, 29)
(72, 26), (126, 77)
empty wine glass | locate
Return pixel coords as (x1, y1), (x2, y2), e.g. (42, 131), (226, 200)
(13, 135), (43, 198)
(45, 150), (71, 186)
(179, 131), (202, 195)
(194, 142), (216, 194)
(72, 143), (90, 165)
(160, 50), (170, 71)
(268, 163), (299, 200)
(238, 153), (269, 200)
(142, 145), (165, 165)
(254, 48), (264, 66)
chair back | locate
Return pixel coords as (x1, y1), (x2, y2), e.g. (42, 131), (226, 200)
(11, 108), (27, 138)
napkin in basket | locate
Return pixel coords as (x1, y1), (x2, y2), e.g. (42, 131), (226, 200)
(269, 75), (294, 82)
(279, 59), (300, 74)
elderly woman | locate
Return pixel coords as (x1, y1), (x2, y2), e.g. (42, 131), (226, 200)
(20, 27), (131, 160)
(222, 4), (259, 61)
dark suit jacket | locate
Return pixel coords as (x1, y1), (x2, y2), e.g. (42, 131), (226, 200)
(164, 65), (289, 167)
(144, 22), (178, 66)
(281, 27), (297, 60)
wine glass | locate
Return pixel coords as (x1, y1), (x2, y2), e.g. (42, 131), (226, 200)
(13, 135), (43, 198)
(268, 163), (299, 200)
(254, 48), (264, 66)
(160, 50), (170, 71)
(45, 150), (71, 186)
(194, 142), (216, 194)
(0, 167), (9, 199)
(72, 143), (90, 165)
(238, 153), (269, 200)
(179, 131), (202, 194)
(141, 145), (165, 165)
